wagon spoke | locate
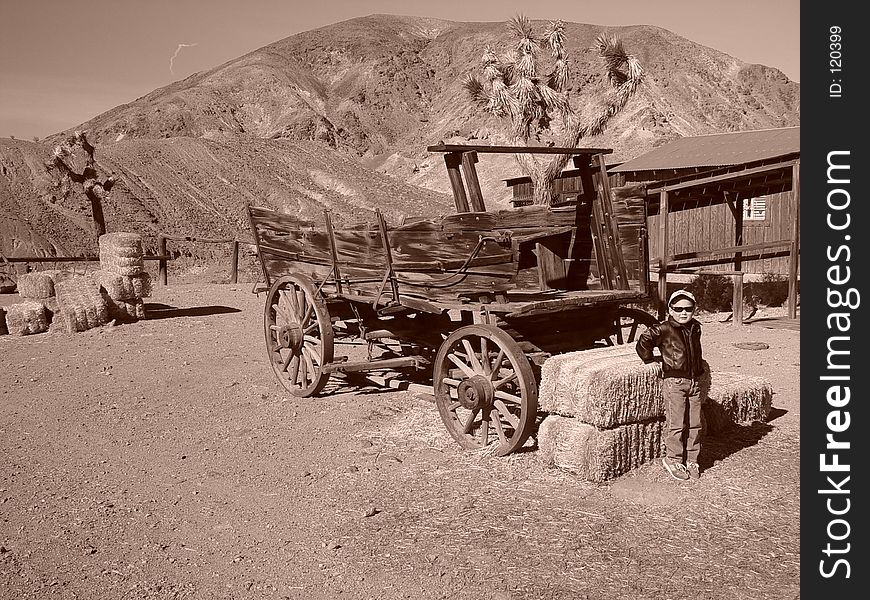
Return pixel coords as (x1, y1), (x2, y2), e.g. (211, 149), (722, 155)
(490, 410), (508, 445)
(281, 350), (294, 370)
(492, 372), (517, 390)
(299, 360), (308, 387)
(493, 400), (520, 429)
(295, 288), (307, 319)
(480, 338), (490, 374)
(494, 390), (523, 405)
(448, 401), (462, 411)
(489, 348), (506, 380)
(288, 355), (300, 384)
(447, 352), (477, 379)
(305, 343), (322, 366)
(301, 303), (314, 328)
(302, 349), (316, 383)
(479, 417), (490, 445)
(463, 409), (480, 434)
(462, 339), (484, 374)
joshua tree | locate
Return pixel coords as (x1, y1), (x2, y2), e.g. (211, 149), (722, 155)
(46, 131), (115, 240)
(464, 15), (643, 205)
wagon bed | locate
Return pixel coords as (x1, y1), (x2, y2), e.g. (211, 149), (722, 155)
(247, 144), (656, 456)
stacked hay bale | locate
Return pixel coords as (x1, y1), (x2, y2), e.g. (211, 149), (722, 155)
(52, 274), (111, 333)
(94, 232), (151, 322)
(536, 344), (772, 482)
(537, 345), (664, 483)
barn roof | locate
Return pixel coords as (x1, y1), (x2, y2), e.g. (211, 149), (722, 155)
(611, 126), (799, 173)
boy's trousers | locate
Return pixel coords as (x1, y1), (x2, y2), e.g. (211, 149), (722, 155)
(663, 377), (704, 463)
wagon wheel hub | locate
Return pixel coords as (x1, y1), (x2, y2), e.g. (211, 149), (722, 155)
(278, 323), (304, 352)
(457, 375), (494, 411)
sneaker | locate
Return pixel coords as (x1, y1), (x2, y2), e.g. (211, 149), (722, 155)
(662, 457), (689, 481)
(686, 462), (700, 480)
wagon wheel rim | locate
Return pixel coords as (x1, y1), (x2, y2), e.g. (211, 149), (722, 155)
(605, 307), (658, 346)
(433, 324), (537, 456)
(264, 274), (334, 397)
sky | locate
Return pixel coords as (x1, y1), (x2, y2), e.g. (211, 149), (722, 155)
(0, 0), (799, 140)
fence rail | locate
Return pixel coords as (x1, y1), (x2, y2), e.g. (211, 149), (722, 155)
(2, 234), (254, 286)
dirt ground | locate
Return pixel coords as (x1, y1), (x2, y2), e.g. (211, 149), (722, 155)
(0, 283), (800, 600)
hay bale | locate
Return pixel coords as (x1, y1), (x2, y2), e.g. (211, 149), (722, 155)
(92, 270), (152, 300)
(53, 275), (110, 332)
(99, 232), (145, 275)
(15, 272), (56, 299)
(98, 232), (143, 257)
(107, 297), (146, 322)
(4, 301), (49, 335)
(703, 372), (773, 435)
(539, 345), (664, 428)
(537, 415), (665, 483)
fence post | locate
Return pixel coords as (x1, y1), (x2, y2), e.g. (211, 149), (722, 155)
(158, 235), (168, 286)
(732, 272), (744, 326)
(230, 240), (239, 284)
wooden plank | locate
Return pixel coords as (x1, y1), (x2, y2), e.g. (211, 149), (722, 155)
(444, 152), (470, 212)
(461, 151), (486, 212)
(788, 164), (800, 318)
(667, 239), (793, 262)
(646, 159), (800, 194)
(427, 143), (612, 155)
(503, 289), (646, 318)
(595, 154), (629, 290)
(657, 190), (669, 319)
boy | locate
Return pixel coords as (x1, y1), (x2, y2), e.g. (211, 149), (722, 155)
(635, 290), (706, 481)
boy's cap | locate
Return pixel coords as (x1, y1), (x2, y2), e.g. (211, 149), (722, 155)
(668, 289), (696, 306)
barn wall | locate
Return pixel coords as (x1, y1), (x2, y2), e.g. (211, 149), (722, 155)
(647, 189), (797, 276)
(508, 171), (798, 277)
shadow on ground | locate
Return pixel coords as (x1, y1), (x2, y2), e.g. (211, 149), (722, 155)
(144, 302), (241, 320)
(700, 421), (775, 470)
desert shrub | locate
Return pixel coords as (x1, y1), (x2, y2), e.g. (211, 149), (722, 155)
(686, 274), (733, 312)
(748, 273), (791, 307)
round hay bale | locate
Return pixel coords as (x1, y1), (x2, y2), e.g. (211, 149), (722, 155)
(108, 298), (146, 322)
(98, 232), (143, 258)
(4, 301), (49, 335)
(93, 270), (152, 300)
(15, 272), (55, 299)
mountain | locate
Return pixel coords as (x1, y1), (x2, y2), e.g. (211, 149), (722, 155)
(0, 14), (799, 261)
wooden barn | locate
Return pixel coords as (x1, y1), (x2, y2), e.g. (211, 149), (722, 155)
(505, 127), (800, 318)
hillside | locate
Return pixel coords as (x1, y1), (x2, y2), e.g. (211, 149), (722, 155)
(1, 14), (799, 262)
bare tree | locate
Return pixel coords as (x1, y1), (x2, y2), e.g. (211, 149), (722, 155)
(465, 15), (643, 205)
(46, 131), (115, 240)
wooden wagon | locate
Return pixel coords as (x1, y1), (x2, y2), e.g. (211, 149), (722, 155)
(247, 144), (657, 456)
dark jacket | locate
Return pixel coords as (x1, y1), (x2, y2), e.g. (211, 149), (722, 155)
(635, 317), (704, 379)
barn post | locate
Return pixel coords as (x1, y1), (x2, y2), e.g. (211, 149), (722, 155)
(657, 190), (669, 319)
(788, 162), (800, 319)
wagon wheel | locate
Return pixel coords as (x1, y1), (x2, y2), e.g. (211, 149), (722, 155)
(433, 324), (538, 456)
(264, 274), (334, 397)
(604, 307), (658, 346)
